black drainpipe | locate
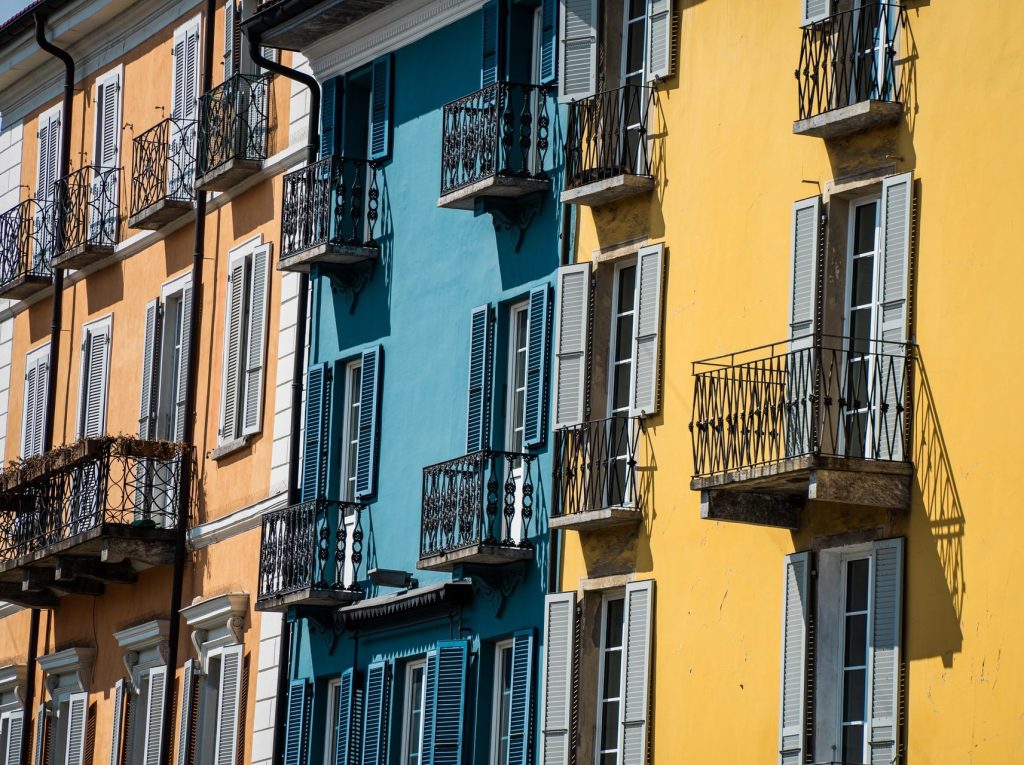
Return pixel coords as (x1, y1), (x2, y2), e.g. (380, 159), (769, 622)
(158, 0), (215, 762)
(247, 32), (320, 765)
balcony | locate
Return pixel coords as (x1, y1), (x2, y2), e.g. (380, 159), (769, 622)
(0, 437), (192, 607)
(690, 336), (914, 528)
(0, 199), (53, 299)
(248, 0), (399, 52)
(256, 498), (364, 612)
(418, 450), (538, 572)
(795, 3), (906, 139)
(562, 85), (657, 207)
(50, 166), (121, 270)
(551, 416), (645, 532)
(277, 155), (379, 273)
(196, 73), (270, 191)
(128, 117), (197, 230)
(438, 82), (550, 210)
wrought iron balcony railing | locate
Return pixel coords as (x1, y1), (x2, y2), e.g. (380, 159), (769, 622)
(129, 117), (198, 223)
(0, 198), (54, 292)
(0, 437), (192, 562)
(690, 335), (914, 479)
(797, 2), (905, 121)
(565, 84), (656, 191)
(440, 81), (550, 196)
(280, 155), (380, 259)
(198, 73), (271, 178)
(53, 165), (121, 260)
(257, 498), (364, 604)
(553, 416), (644, 518)
(420, 450), (537, 560)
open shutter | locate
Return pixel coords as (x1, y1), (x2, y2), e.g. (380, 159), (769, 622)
(620, 581), (654, 765)
(108, 680), (125, 765)
(172, 31), (187, 119)
(96, 73), (121, 169)
(184, 24), (201, 120)
(523, 285), (550, 448)
(419, 651), (437, 763)
(631, 243), (664, 417)
(283, 680), (311, 765)
(558, 0), (597, 101)
(368, 56), (391, 161)
(224, 0), (241, 80)
(801, 0), (831, 26)
(466, 305), (494, 453)
(539, 0), (557, 84)
(355, 346), (382, 498)
(481, 0), (500, 87)
(173, 283), (193, 443)
(242, 245), (270, 435)
(778, 551), (811, 765)
(646, 0), (673, 80)
(333, 669), (355, 765)
(23, 350), (48, 459)
(868, 538), (904, 765)
(789, 196), (821, 351)
(6, 710), (23, 765)
(138, 299), (162, 439)
(214, 644), (243, 765)
(32, 704), (47, 765)
(430, 641), (468, 765)
(37, 111), (60, 200)
(360, 661), (390, 765)
(176, 660), (198, 765)
(142, 667), (166, 765)
(79, 322), (111, 438)
(220, 256), (246, 442)
(301, 363), (331, 501)
(506, 630), (535, 765)
(64, 692), (88, 765)
(539, 592), (576, 765)
(552, 263), (590, 429)
(320, 79), (337, 158)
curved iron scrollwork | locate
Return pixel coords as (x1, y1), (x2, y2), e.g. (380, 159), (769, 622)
(565, 84), (656, 190)
(130, 117), (198, 217)
(198, 73), (270, 176)
(0, 198), (54, 289)
(553, 415), (643, 517)
(54, 165), (121, 255)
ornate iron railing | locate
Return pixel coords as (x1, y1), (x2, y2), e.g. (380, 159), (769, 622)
(130, 117), (198, 217)
(281, 155), (380, 258)
(54, 165), (121, 255)
(257, 498), (364, 601)
(797, 3), (905, 121)
(565, 84), (656, 190)
(420, 450), (537, 559)
(440, 81), (550, 196)
(690, 335), (915, 478)
(198, 73), (271, 176)
(0, 438), (192, 561)
(0, 199), (54, 287)
(553, 416), (643, 517)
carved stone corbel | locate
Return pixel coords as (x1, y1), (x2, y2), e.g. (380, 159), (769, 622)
(190, 629), (208, 660)
(122, 650), (140, 680)
(226, 616), (244, 645)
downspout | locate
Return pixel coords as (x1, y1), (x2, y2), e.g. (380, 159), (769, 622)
(246, 32), (320, 765)
(158, 0), (215, 762)
(22, 14), (75, 765)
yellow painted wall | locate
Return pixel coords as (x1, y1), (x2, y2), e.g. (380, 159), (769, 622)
(561, 0), (1024, 762)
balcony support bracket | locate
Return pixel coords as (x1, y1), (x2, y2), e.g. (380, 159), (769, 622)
(700, 489), (803, 530)
(474, 192), (544, 253)
(326, 260), (376, 313)
(469, 562), (527, 618)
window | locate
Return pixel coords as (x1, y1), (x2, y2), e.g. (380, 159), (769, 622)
(36, 105), (61, 202)
(844, 197), (880, 457)
(77, 317), (112, 440)
(21, 345), (49, 459)
(505, 302), (529, 456)
(400, 660), (426, 765)
(341, 359), (362, 502)
(490, 641), (514, 765)
(320, 55), (391, 163)
(196, 644), (244, 765)
(595, 594), (625, 765)
(0, 707), (24, 765)
(91, 68), (121, 244)
(128, 666), (167, 765)
(47, 692), (89, 765)
(839, 556), (870, 763)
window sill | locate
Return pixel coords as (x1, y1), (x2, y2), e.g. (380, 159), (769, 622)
(209, 435), (255, 461)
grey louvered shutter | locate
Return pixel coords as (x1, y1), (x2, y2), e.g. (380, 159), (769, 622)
(552, 264), (589, 430)
(37, 111), (60, 200)
(333, 669), (354, 765)
(558, 0), (597, 101)
(801, 0), (830, 25)
(96, 73), (121, 173)
(789, 197), (820, 351)
(176, 660), (198, 765)
(481, 0), (500, 88)
(242, 245), (270, 435)
(539, 592), (576, 765)
(646, 0), (673, 80)
(368, 56), (391, 161)
(778, 552), (810, 765)
(64, 692), (89, 765)
(631, 244), (664, 417)
(523, 285), (550, 448)
(220, 256), (246, 442)
(32, 704), (46, 765)
(360, 661), (390, 765)
(184, 25), (201, 121)
(108, 679), (126, 765)
(23, 350), (48, 459)
(6, 710), (23, 765)
(466, 305), (494, 453)
(172, 31), (187, 119)
(868, 538), (904, 765)
(283, 679), (311, 765)
(420, 651), (437, 761)
(430, 641), (468, 765)
(320, 79), (337, 159)
(301, 363), (331, 502)
(355, 346), (382, 499)
(224, 0), (240, 80)
(506, 630), (535, 765)
(141, 666), (166, 765)
(214, 645), (243, 765)
(138, 299), (162, 439)
(79, 322), (111, 439)
(620, 581), (653, 765)
(173, 283), (193, 443)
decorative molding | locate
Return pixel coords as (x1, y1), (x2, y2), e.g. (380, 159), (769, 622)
(37, 647), (95, 695)
(187, 491), (287, 550)
(182, 593), (249, 657)
(0, 664), (26, 705)
(113, 619), (170, 679)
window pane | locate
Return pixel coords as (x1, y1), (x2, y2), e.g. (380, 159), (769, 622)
(842, 723), (865, 764)
(851, 255), (874, 307)
(844, 613), (868, 667)
(602, 651), (622, 700)
(617, 267), (636, 313)
(614, 313), (634, 364)
(605, 598), (625, 647)
(600, 700), (620, 750)
(842, 667), (866, 720)
(625, 22), (645, 75)
(846, 558), (870, 612)
(853, 202), (877, 255)
(612, 363), (631, 413)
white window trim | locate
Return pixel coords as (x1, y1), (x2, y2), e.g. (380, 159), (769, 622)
(323, 677), (342, 765)
(75, 314), (113, 440)
(22, 344), (49, 459)
(399, 658), (427, 765)
(157, 272), (192, 441)
(92, 65), (124, 168)
(339, 358), (362, 502)
(835, 545), (874, 764)
(594, 589), (626, 765)
(488, 640), (514, 765)
(606, 257), (637, 420)
(504, 300), (529, 455)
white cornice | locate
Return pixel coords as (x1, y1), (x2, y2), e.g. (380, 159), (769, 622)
(0, 665), (26, 701)
(37, 647), (95, 695)
(113, 619), (169, 652)
(188, 491), (287, 550)
(181, 593), (249, 632)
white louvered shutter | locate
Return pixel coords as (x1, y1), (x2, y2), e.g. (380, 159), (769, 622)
(96, 73), (121, 168)
(31, 704), (46, 765)
(142, 667), (166, 765)
(620, 581), (654, 765)
(801, 0), (831, 26)
(22, 349), (48, 459)
(778, 552), (810, 765)
(558, 0), (597, 101)
(176, 660), (199, 765)
(868, 538), (904, 765)
(220, 255), (246, 442)
(242, 245), (270, 435)
(224, 0), (240, 80)
(108, 679), (126, 765)
(138, 299), (162, 439)
(789, 197), (820, 351)
(539, 591), (576, 765)
(173, 20), (201, 121)
(64, 692), (89, 765)
(646, 0), (673, 80)
(5, 710), (23, 765)
(173, 283), (193, 443)
(631, 244), (664, 417)
(552, 263), (590, 430)
(37, 110), (61, 201)
(214, 645), (243, 765)
(79, 321), (111, 439)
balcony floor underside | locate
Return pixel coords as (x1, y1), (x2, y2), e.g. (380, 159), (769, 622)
(0, 273), (51, 300)
(417, 543), (533, 572)
(196, 158), (263, 192)
(256, 586), (362, 613)
(128, 197), (193, 230)
(277, 242), (378, 273)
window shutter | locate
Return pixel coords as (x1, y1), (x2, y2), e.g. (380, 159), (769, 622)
(466, 305), (494, 453)
(419, 651), (437, 763)
(220, 257), (246, 442)
(868, 538), (904, 765)
(242, 245), (270, 435)
(175, 660), (198, 765)
(430, 641), (468, 765)
(506, 630), (535, 765)
(6, 710), (23, 765)
(320, 79), (337, 159)
(79, 322), (111, 439)
(37, 111), (61, 200)
(123, 684), (137, 765)
(108, 679), (126, 765)
(552, 263), (590, 430)
(224, 0), (240, 80)
(539, 0), (557, 84)
(558, 0), (597, 101)
(174, 283), (193, 443)
(801, 0), (831, 26)
(32, 704), (47, 765)
(360, 661), (390, 765)
(138, 299), (162, 439)
(172, 31), (187, 119)
(368, 55), (391, 161)
(539, 592), (576, 765)
(184, 25), (201, 121)
(301, 363), (331, 502)
(778, 551), (811, 765)
(96, 74), (121, 169)
(789, 196), (820, 352)
(620, 581), (654, 765)
(23, 350), (48, 459)
(355, 345), (382, 499)
(64, 692), (89, 765)
(214, 644), (243, 765)
(523, 285), (550, 448)
(646, 0), (673, 80)
(631, 243), (664, 417)
(283, 679), (311, 765)
(142, 667), (166, 765)
(481, 0), (500, 88)
(333, 669), (355, 765)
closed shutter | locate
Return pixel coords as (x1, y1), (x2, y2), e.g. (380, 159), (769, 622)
(6, 710), (23, 765)
(79, 321), (111, 439)
(220, 256), (247, 442)
(175, 660), (199, 765)
(868, 538), (904, 765)
(620, 581), (654, 765)
(333, 669), (355, 765)
(430, 641), (468, 765)
(523, 285), (550, 448)
(242, 245), (270, 435)
(355, 346), (382, 498)
(283, 679), (311, 765)
(481, 0), (500, 88)
(801, 0), (831, 26)
(360, 661), (390, 765)
(552, 264), (590, 430)
(789, 196), (821, 351)
(64, 693), (89, 765)
(32, 704), (47, 765)
(558, 0), (597, 101)
(214, 644), (243, 765)
(419, 651), (437, 761)
(224, 0), (241, 80)
(142, 667), (166, 765)
(301, 363), (331, 501)
(539, 592), (576, 765)
(36, 110), (61, 200)
(506, 630), (535, 765)
(368, 56), (391, 161)
(173, 283), (193, 443)
(646, 0), (673, 80)
(95, 73), (121, 169)
(466, 305), (494, 453)
(320, 79), (337, 159)
(631, 243), (664, 417)
(539, 0), (557, 84)
(108, 679), (126, 765)
(778, 552), (811, 765)
(138, 299), (162, 439)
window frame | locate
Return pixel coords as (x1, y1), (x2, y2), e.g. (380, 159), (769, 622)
(323, 677), (342, 765)
(606, 258), (637, 421)
(156, 274), (191, 441)
(339, 358), (363, 503)
(594, 589), (626, 765)
(504, 300), (530, 456)
(489, 639), (515, 765)
(399, 658), (427, 765)
(75, 314), (112, 440)
(835, 549), (874, 765)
